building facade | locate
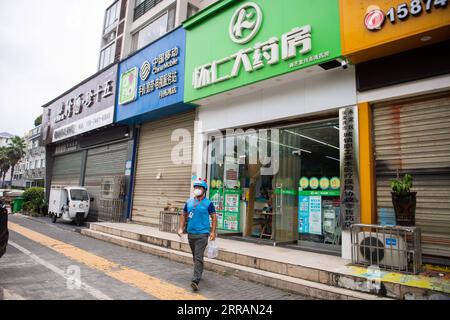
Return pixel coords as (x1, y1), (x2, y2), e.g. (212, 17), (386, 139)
(0, 132), (14, 187)
(340, 0), (450, 264)
(12, 125), (45, 188)
(42, 64), (135, 222)
(115, 26), (195, 226)
(98, 0), (219, 70)
(184, 0), (359, 257)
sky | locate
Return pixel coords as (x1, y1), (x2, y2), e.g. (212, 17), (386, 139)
(0, 0), (113, 137)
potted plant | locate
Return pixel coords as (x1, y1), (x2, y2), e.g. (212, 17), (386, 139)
(390, 173), (417, 226)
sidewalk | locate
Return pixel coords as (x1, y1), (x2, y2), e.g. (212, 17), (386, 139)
(81, 222), (450, 300)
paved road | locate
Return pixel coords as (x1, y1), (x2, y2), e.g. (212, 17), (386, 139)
(1, 214), (310, 300)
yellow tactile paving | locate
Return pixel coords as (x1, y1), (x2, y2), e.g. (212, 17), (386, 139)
(9, 222), (207, 300)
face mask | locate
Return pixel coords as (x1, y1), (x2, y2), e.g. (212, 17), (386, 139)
(194, 189), (203, 197)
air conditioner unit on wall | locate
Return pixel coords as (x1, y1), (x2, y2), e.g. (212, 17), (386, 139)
(355, 232), (408, 270)
(100, 176), (124, 200)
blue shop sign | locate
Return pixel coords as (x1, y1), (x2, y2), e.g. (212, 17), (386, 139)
(115, 27), (193, 124)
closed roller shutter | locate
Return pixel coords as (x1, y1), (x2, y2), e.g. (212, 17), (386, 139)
(132, 111), (194, 226)
(51, 152), (83, 186)
(84, 141), (128, 221)
(373, 92), (450, 260)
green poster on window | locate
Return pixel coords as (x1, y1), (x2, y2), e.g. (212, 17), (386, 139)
(209, 188), (224, 230)
(211, 188), (241, 232)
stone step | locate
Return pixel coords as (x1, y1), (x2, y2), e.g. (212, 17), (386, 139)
(85, 223), (450, 300)
(81, 228), (390, 300)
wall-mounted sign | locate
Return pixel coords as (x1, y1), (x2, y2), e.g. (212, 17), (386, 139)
(183, 0), (342, 102)
(54, 140), (80, 156)
(340, 0), (450, 63)
(53, 107), (114, 143)
(115, 28), (192, 124)
(309, 177), (319, 190)
(299, 177), (309, 190)
(320, 177), (330, 190)
(330, 177), (341, 190)
(365, 1), (449, 32)
(339, 106), (360, 230)
(42, 64), (117, 144)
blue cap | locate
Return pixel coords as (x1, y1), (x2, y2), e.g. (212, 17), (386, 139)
(193, 178), (208, 190)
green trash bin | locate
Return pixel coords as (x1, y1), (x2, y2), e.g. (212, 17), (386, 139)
(13, 197), (24, 213)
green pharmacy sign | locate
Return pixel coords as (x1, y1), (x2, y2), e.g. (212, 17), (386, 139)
(183, 0), (342, 102)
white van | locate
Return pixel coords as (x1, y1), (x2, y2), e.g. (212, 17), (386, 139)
(48, 186), (92, 226)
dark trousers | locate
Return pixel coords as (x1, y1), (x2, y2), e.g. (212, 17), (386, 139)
(187, 233), (209, 284)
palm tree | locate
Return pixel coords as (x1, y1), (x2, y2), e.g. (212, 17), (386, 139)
(0, 147), (10, 188)
(6, 136), (26, 188)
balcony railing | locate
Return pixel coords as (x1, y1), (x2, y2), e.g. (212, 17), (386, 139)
(134, 0), (163, 21)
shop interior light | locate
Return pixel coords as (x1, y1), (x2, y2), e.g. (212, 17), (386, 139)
(258, 137), (312, 154)
(285, 130), (339, 150)
(326, 156), (340, 162)
(333, 126), (340, 131)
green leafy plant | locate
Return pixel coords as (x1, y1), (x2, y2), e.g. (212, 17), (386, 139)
(23, 187), (45, 214)
(390, 174), (413, 195)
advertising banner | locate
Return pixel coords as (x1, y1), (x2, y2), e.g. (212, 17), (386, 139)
(183, 0), (342, 102)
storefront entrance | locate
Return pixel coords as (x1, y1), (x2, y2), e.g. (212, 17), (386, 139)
(207, 118), (341, 253)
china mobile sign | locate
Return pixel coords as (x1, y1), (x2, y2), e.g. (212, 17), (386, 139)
(115, 28), (188, 124)
(184, 0), (342, 102)
(43, 64), (118, 144)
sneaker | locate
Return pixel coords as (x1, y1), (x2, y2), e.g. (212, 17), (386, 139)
(190, 281), (199, 292)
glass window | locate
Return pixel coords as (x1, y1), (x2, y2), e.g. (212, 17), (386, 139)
(134, 13), (168, 51)
(104, 1), (119, 34)
(70, 190), (89, 201)
(99, 42), (116, 70)
(207, 119), (341, 249)
(35, 160), (39, 169)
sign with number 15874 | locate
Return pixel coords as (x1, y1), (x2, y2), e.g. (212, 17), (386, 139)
(386, 0), (448, 24)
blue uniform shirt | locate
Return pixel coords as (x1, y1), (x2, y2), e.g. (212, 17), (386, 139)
(183, 197), (216, 234)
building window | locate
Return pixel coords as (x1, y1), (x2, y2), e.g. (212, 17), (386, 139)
(187, 3), (199, 19)
(99, 42), (116, 70)
(41, 159), (45, 168)
(134, 0), (164, 21)
(104, 1), (120, 35)
(132, 6), (176, 52)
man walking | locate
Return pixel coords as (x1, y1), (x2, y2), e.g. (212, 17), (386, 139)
(178, 178), (217, 292)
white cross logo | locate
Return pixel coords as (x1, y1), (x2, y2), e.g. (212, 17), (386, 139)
(229, 2), (263, 45)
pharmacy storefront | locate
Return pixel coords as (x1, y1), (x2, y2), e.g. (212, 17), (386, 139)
(184, 0), (359, 255)
(341, 0), (450, 262)
(115, 27), (196, 226)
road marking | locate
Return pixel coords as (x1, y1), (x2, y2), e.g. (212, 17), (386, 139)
(8, 222), (206, 300)
(8, 240), (112, 300)
(1, 288), (26, 300)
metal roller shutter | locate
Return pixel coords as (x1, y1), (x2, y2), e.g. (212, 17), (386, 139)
(51, 152), (83, 186)
(373, 92), (450, 260)
(84, 141), (128, 220)
(132, 111), (194, 226)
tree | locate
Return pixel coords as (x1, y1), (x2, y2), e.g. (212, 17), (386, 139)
(0, 147), (10, 188)
(34, 114), (42, 127)
(6, 136), (26, 188)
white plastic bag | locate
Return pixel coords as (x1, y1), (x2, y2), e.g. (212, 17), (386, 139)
(207, 240), (219, 259)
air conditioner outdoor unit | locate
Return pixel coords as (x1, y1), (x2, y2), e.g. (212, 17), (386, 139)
(355, 232), (408, 270)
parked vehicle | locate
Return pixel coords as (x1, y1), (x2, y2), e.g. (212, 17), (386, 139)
(0, 198), (8, 258)
(48, 186), (92, 226)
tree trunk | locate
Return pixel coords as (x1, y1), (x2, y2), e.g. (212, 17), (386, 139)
(1, 171), (5, 188)
(9, 166), (14, 188)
